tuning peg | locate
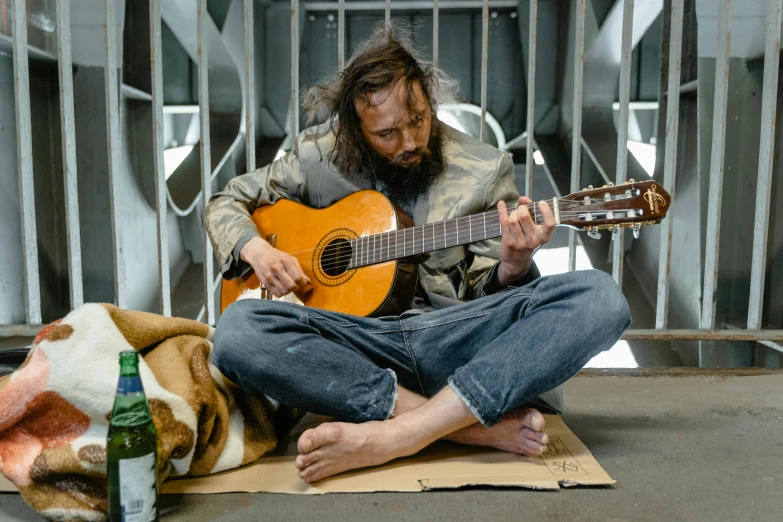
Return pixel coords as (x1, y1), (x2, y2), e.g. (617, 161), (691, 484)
(587, 227), (601, 240)
(632, 223), (641, 239)
(611, 225), (619, 240)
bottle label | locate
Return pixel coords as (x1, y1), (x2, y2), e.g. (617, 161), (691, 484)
(118, 453), (157, 522)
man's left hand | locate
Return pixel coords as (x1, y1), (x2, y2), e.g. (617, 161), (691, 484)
(497, 196), (555, 287)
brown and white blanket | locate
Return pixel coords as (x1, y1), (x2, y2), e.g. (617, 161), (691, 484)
(0, 303), (301, 521)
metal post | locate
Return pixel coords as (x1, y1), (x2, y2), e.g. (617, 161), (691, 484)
(55, 0), (83, 310)
(150, 0), (171, 316)
(291, 0), (300, 136)
(480, 0), (488, 143)
(655, 0), (685, 330)
(748, 0), (783, 331)
(338, 0), (345, 71)
(245, 0), (257, 172)
(568, 0), (585, 272)
(433, 0), (439, 67)
(700, 0), (733, 331)
(386, 0), (391, 23)
(11, 0), (41, 324)
(198, 0), (215, 325)
(524, 0), (537, 199)
(104, 0), (126, 309)
(611, 0), (634, 288)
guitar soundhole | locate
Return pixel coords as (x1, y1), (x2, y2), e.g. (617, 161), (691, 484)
(321, 238), (353, 277)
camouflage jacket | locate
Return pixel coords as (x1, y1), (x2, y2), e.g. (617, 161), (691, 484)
(204, 123), (540, 311)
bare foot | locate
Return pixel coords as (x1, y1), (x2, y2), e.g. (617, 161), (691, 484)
(445, 407), (548, 456)
(295, 420), (421, 484)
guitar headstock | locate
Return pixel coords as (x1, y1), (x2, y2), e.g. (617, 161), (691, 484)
(559, 180), (671, 239)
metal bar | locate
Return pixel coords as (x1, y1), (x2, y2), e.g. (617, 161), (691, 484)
(198, 0), (215, 325)
(611, 0), (634, 287)
(568, 0), (585, 272)
(622, 329), (783, 342)
(678, 79), (698, 94)
(433, 0), (439, 67)
(700, 0), (733, 330)
(339, 0), (345, 71)
(758, 340), (783, 355)
(11, 0), (41, 324)
(150, 0), (171, 317)
(104, 0), (126, 309)
(580, 137), (612, 186)
(195, 273), (223, 324)
(524, 0), (537, 199)
(386, 0), (391, 23)
(748, 0), (783, 330)
(306, 1), (520, 10)
(121, 83), (153, 101)
(291, 0), (300, 136)
(612, 101), (659, 110)
(655, 0), (685, 330)
(55, 0), (83, 310)
(245, 0), (257, 172)
(480, 0), (488, 142)
(0, 324), (45, 338)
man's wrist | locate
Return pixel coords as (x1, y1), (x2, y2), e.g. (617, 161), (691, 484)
(497, 260), (532, 287)
(239, 236), (267, 265)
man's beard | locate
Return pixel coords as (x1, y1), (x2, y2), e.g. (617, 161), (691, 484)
(362, 123), (446, 205)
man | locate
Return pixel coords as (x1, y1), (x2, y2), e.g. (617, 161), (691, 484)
(206, 25), (630, 484)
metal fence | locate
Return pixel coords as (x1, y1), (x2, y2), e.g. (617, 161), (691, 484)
(2, 0), (783, 352)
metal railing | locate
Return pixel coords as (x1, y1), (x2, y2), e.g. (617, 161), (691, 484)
(2, 0), (783, 353)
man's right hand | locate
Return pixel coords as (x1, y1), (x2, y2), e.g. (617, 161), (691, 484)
(239, 237), (311, 297)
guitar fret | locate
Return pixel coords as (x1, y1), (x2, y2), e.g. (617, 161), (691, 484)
(469, 216), (473, 242)
(483, 213), (487, 239)
(442, 221), (446, 249)
(456, 218), (459, 245)
(431, 223), (435, 252)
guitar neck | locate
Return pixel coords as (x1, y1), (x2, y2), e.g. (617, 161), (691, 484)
(348, 203), (547, 269)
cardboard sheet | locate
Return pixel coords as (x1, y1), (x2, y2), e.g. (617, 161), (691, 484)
(0, 414), (614, 495)
(164, 414), (613, 494)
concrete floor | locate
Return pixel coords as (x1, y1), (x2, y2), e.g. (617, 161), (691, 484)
(2, 368), (782, 522)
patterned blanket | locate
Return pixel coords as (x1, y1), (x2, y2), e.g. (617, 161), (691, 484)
(0, 303), (301, 521)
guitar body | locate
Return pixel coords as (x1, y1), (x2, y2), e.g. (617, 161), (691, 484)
(220, 190), (419, 317)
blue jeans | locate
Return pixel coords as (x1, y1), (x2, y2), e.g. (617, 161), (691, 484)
(213, 269), (630, 427)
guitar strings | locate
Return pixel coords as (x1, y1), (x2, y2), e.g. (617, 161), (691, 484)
(303, 207), (639, 273)
(290, 209), (595, 272)
(277, 199), (587, 259)
(279, 198), (594, 264)
(301, 205), (635, 272)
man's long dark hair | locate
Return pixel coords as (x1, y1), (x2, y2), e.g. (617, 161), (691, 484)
(301, 23), (459, 183)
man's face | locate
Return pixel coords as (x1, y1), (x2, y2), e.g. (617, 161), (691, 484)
(356, 80), (433, 168)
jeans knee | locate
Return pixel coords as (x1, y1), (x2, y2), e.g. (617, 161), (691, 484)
(581, 270), (631, 330)
(212, 300), (256, 371)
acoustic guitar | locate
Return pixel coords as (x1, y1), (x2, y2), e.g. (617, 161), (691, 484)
(220, 180), (671, 317)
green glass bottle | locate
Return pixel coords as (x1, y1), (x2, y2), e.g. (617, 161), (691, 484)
(107, 350), (159, 522)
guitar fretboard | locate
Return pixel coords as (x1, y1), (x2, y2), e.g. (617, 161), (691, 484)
(347, 205), (545, 269)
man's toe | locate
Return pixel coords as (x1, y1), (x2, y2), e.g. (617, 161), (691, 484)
(298, 424), (343, 454)
(522, 427), (548, 444)
(521, 408), (545, 432)
(296, 450), (322, 469)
